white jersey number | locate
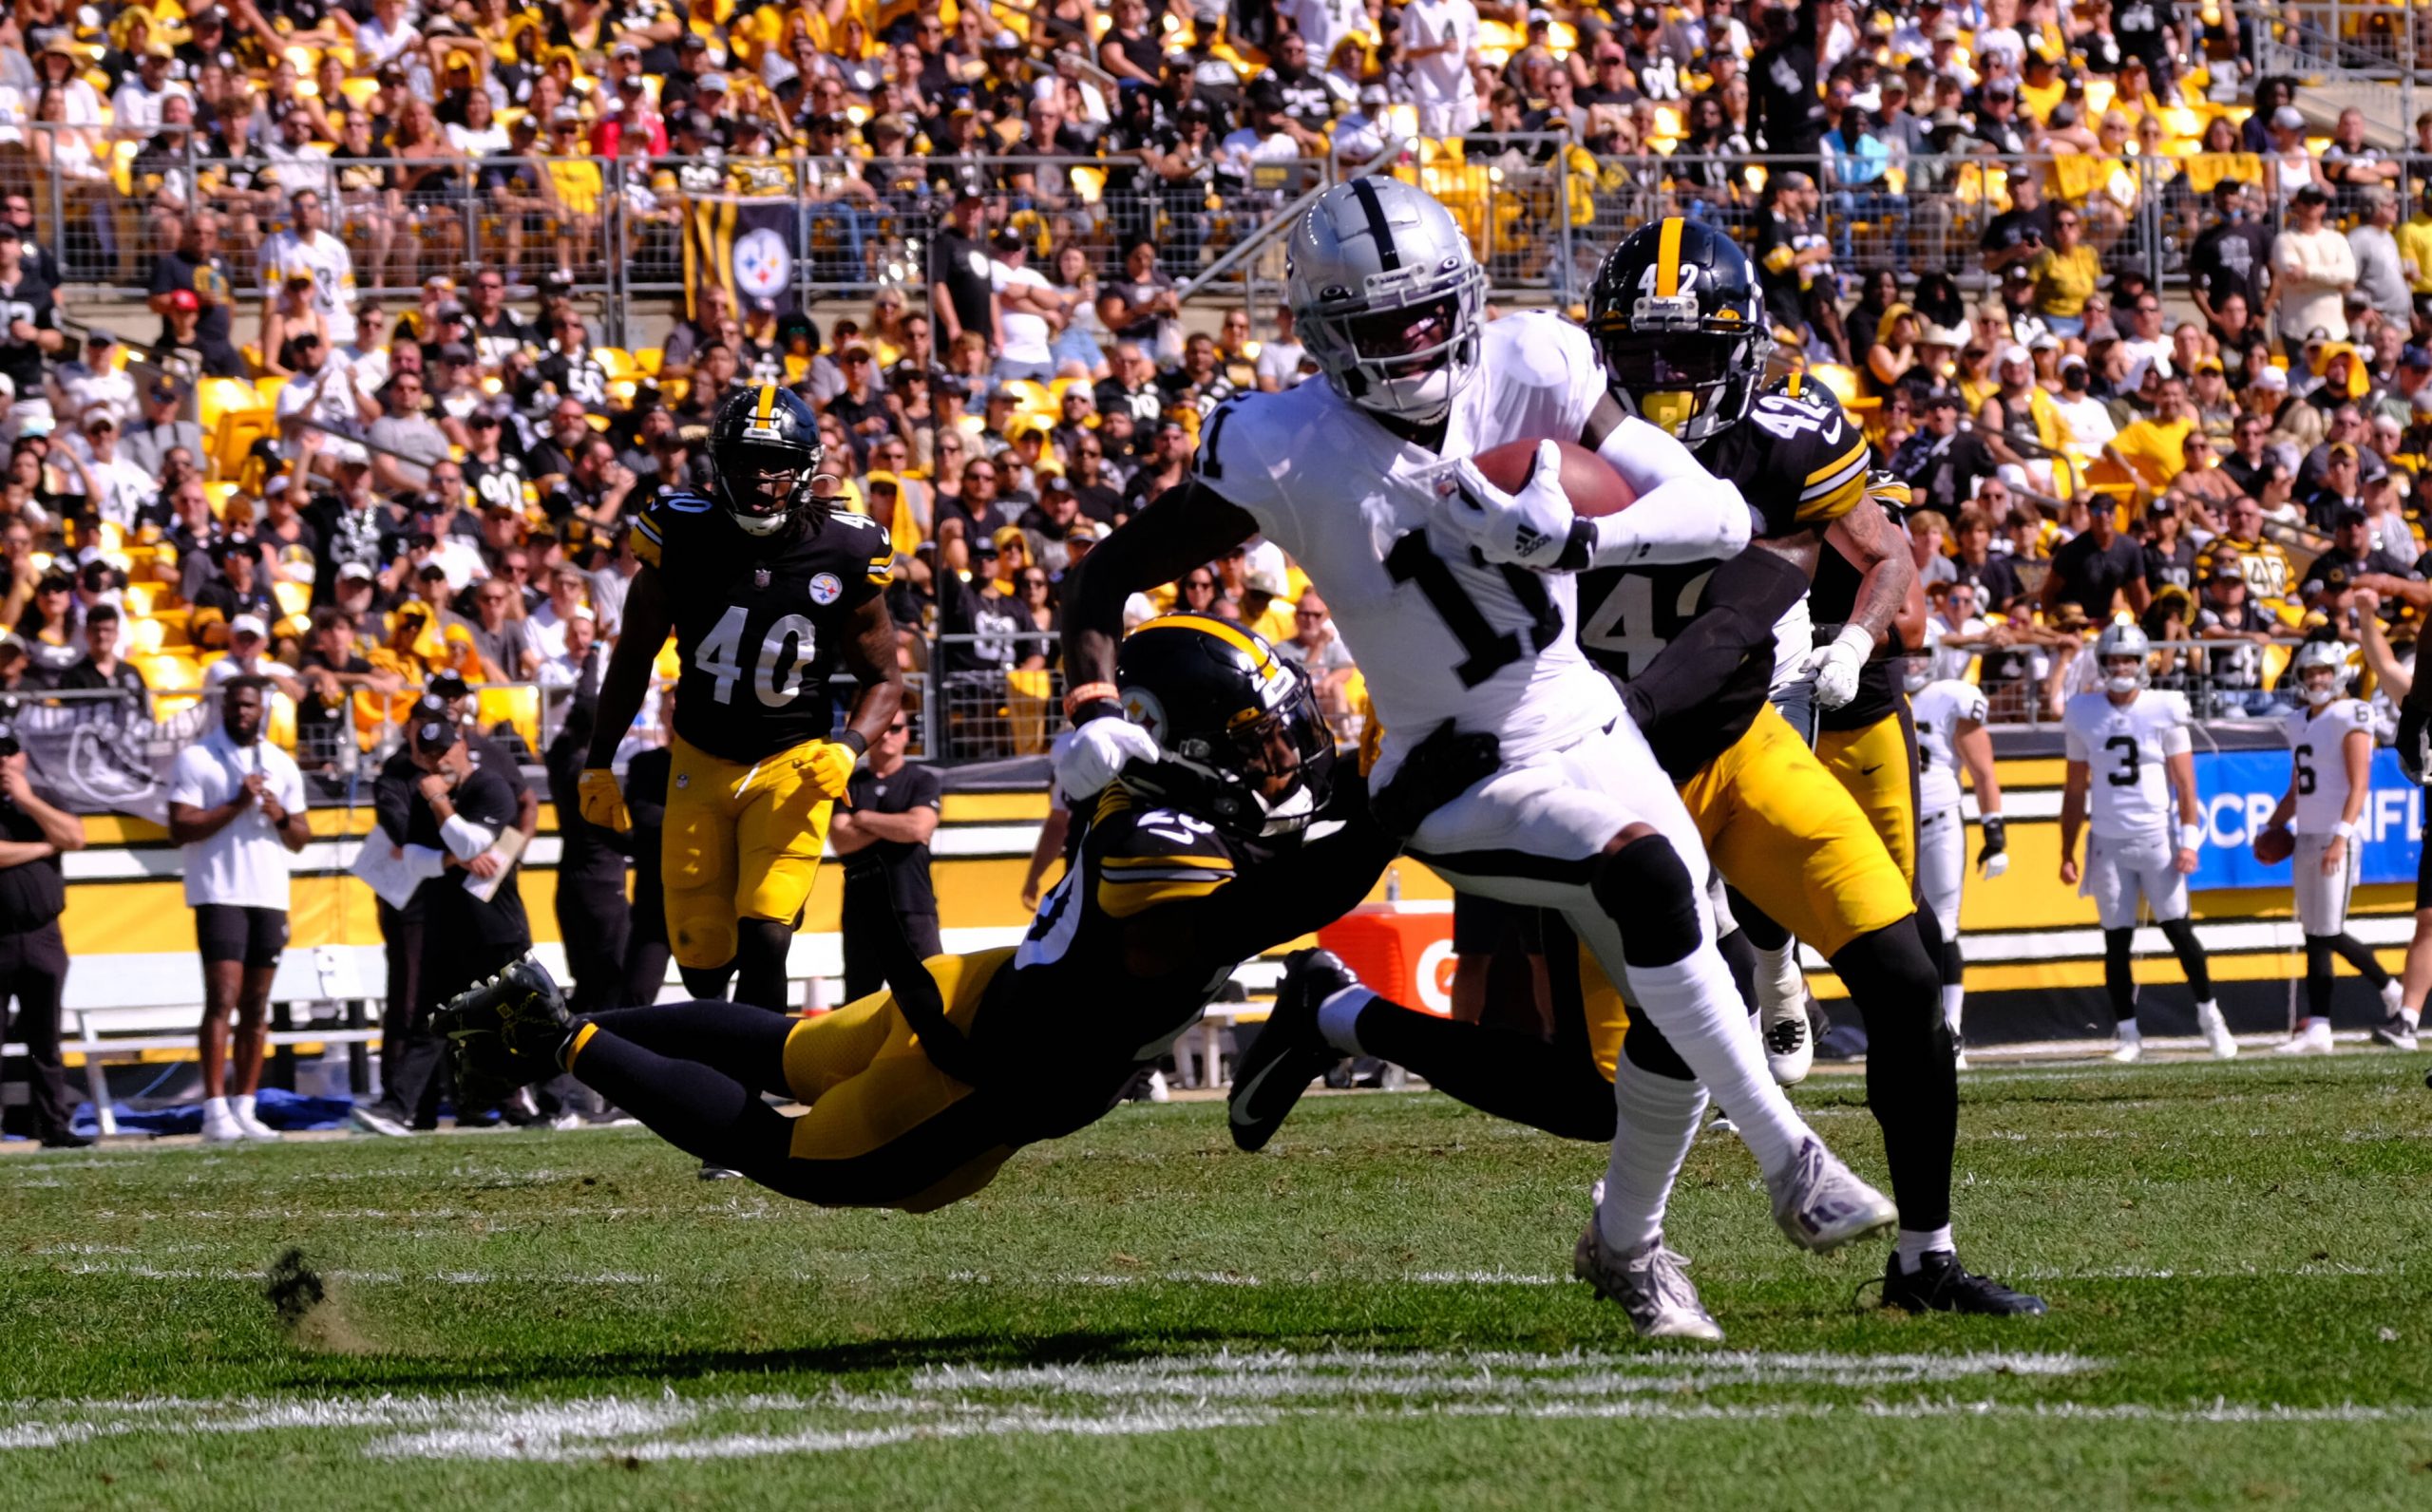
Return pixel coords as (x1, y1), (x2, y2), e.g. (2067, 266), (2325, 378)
(1578, 568), (1714, 678)
(694, 605), (820, 708)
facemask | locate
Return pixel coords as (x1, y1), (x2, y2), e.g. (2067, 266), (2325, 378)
(2303, 679), (2337, 708)
(1903, 669), (1929, 694)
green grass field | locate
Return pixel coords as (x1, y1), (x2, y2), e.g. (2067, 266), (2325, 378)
(8, 1054), (2432, 1509)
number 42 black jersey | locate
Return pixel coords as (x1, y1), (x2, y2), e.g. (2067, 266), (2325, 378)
(629, 491), (893, 763)
(1577, 376), (1872, 778)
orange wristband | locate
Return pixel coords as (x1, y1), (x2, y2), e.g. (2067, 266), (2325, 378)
(1063, 681), (1119, 721)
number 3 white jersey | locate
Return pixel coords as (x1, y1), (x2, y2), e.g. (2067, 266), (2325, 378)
(1911, 678), (1986, 815)
(1194, 311), (1621, 773)
(2283, 698), (2376, 835)
(2062, 690), (2193, 839)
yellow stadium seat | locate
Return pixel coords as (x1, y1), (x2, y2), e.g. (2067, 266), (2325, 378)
(1805, 364), (1864, 408)
(633, 347), (663, 375)
(126, 617), (164, 656)
(197, 376), (262, 436)
(122, 581), (160, 617)
(254, 374), (287, 408)
(272, 580), (311, 618)
(266, 690), (298, 752)
(593, 347), (635, 379)
(337, 76), (380, 111)
(477, 685), (541, 755)
(141, 653), (203, 714)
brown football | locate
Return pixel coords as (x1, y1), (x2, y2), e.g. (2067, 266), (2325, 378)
(1466, 439), (1641, 519)
(2252, 825), (2294, 865)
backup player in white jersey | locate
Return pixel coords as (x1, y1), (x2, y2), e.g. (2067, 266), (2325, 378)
(1060, 178), (1894, 1340)
(2257, 640), (2404, 1054)
(1902, 655), (2007, 1067)
(2058, 623), (2236, 1062)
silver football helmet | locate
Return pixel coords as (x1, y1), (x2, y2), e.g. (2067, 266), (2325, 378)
(2093, 620), (2152, 694)
(1286, 178), (1485, 425)
(2291, 638), (2347, 706)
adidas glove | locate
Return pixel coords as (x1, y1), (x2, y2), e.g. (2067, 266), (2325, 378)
(1799, 624), (1874, 710)
(798, 739), (861, 802)
(1054, 715), (1159, 802)
(1440, 440), (1581, 570)
(1976, 815), (2009, 879)
(577, 767), (630, 834)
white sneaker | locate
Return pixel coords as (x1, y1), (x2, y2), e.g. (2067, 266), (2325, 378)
(1146, 1069), (1171, 1104)
(1767, 1136), (1898, 1254)
(200, 1104), (245, 1143)
(2370, 1014), (2420, 1052)
(234, 1108), (282, 1142)
(1572, 1223), (1724, 1342)
(2276, 1020), (2336, 1055)
(2195, 1001), (2238, 1061)
(2110, 1024), (2143, 1064)
(1760, 996), (1814, 1086)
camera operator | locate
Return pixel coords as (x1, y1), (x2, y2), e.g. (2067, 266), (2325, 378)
(0, 724), (88, 1147)
(166, 676), (310, 1143)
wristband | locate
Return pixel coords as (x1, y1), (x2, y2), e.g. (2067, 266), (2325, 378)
(2179, 824), (2204, 853)
(1831, 623), (1876, 661)
(1063, 681), (1118, 722)
(837, 728), (869, 759)
(1980, 814), (2006, 846)
(2336, 820), (2361, 841)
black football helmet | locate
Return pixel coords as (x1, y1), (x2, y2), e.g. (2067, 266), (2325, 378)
(1112, 614), (1335, 839)
(709, 383), (827, 537)
(1587, 217), (1772, 445)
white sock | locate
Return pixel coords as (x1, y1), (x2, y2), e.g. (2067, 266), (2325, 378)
(203, 1095), (230, 1120)
(1315, 985), (1374, 1056)
(1894, 1224), (1955, 1274)
(2116, 1019), (2141, 1046)
(1754, 937), (1804, 1014)
(2301, 1015), (2330, 1030)
(233, 1093), (256, 1121)
(1940, 983), (1965, 1039)
(2404, 1007), (2422, 1030)
(1596, 1059), (1707, 1254)
(1623, 948), (1809, 1180)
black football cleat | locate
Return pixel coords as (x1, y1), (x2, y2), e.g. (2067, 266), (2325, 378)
(1227, 949), (1355, 1152)
(1880, 1250), (2048, 1316)
(435, 956), (576, 1087)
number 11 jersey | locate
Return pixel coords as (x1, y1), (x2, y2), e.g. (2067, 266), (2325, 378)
(1192, 311), (1620, 774)
(629, 491), (893, 762)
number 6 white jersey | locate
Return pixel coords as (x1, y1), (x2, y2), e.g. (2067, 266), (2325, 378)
(2062, 690), (2194, 839)
(1193, 311), (1625, 774)
(2282, 697), (2376, 835)
(1912, 678), (1987, 815)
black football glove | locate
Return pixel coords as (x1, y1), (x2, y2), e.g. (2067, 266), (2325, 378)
(1371, 720), (1501, 841)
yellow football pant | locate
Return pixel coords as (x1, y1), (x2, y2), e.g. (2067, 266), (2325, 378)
(663, 732), (836, 970)
(1814, 708), (1920, 888)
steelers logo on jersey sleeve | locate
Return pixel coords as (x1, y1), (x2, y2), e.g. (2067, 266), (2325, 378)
(809, 572), (843, 606)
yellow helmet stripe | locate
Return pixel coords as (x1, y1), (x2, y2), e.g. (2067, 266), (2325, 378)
(753, 383), (777, 425)
(1655, 217), (1685, 299)
(1139, 614), (1275, 677)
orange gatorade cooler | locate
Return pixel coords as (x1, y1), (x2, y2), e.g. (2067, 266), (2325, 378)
(1316, 904), (1456, 1016)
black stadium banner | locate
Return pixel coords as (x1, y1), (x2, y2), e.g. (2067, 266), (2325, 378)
(682, 195), (799, 318)
(10, 690), (204, 823)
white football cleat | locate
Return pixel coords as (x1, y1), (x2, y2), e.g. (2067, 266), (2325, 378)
(1573, 1223), (1725, 1343)
(1760, 997), (1814, 1086)
(2370, 1014), (2420, 1052)
(2275, 1020), (2335, 1055)
(1768, 1137), (1898, 1254)
(2109, 1025), (2143, 1064)
(235, 1108), (281, 1142)
(2195, 1000), (2238, 1060)
(200, 1104), (245, 1143)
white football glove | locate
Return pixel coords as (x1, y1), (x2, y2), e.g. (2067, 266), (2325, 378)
(1437, 440), (1578, 570)
(1054, 715), (1159, 802)
(1978, 851), (2010, 880)
(1800, 624), (1875, 710)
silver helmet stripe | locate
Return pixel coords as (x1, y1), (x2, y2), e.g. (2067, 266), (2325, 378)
(1348, 175), (1400, 273)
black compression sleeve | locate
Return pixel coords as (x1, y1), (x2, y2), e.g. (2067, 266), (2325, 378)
(1619, 544), (1814, 738)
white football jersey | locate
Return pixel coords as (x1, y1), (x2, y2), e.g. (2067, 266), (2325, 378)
(1911, 678), (1986, 815)
(256, 228), (357, 346)
(2062, 690), (2193, 838)
(1196, 312), (1621, 771)
(2283, 697), (2376, 835)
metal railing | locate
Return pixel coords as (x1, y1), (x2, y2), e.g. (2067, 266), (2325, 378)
(1942, 634), (2337, 728)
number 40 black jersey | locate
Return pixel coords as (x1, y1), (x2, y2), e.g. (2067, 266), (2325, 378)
(1576, 376), (1872, 779)
(629, 492), (893, 763)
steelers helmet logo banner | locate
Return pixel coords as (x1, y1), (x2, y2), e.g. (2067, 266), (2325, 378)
(734, 227), (791, 301)
(808, 572), (843, 605)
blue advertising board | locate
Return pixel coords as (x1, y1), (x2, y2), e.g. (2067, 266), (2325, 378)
(2189, 748), (2424, 891)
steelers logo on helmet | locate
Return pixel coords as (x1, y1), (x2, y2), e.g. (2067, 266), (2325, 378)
(1588, 217), (1773, 444)
(710, 384), (827, 538)
(1113, 615), (1336, 839)
(1287, 179), (1486, 425)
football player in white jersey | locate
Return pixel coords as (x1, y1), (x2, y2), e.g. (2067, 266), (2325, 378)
(1061, 178), (1894, 1340)
(1903, 651), (2008, 1067)
(2256, 639), (2404, 1054)
(2059, 623), (2236, 1062)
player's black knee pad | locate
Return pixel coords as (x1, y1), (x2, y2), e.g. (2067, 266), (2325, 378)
(1591, 834), (1700, 969)
(1829, 921), (1943, 1041)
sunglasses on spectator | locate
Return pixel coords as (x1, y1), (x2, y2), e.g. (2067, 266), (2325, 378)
(1184, 576), (1215, 590)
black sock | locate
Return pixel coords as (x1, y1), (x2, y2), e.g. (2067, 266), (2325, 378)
(2157, 918), (2213, 999)
(1729, 887), (1790, 952)
(1715, 926), (1759, 1013)
(1829, 919), (1955, 1233)
(734, 917), (795, 1011)
(566, 1027), (796, 1170)
(2104, 927), (2138, 1022)
(679, 962), (735, 1000)
(1353, 996), (1616, 1142)
(2306, 936), (2338, 1018)
(1940, 937), (1965, 991)
(586, 1002), (797, 1098)
(2332, 933), (2392, 990)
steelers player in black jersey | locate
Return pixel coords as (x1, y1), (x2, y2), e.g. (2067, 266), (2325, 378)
(576, 384), (903, 1012)
(1253, 221), (2038, 1318)
(440, 617), (1394, 1212)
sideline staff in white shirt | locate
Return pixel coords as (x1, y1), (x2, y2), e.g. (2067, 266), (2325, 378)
(166, 677), (310, 1143)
